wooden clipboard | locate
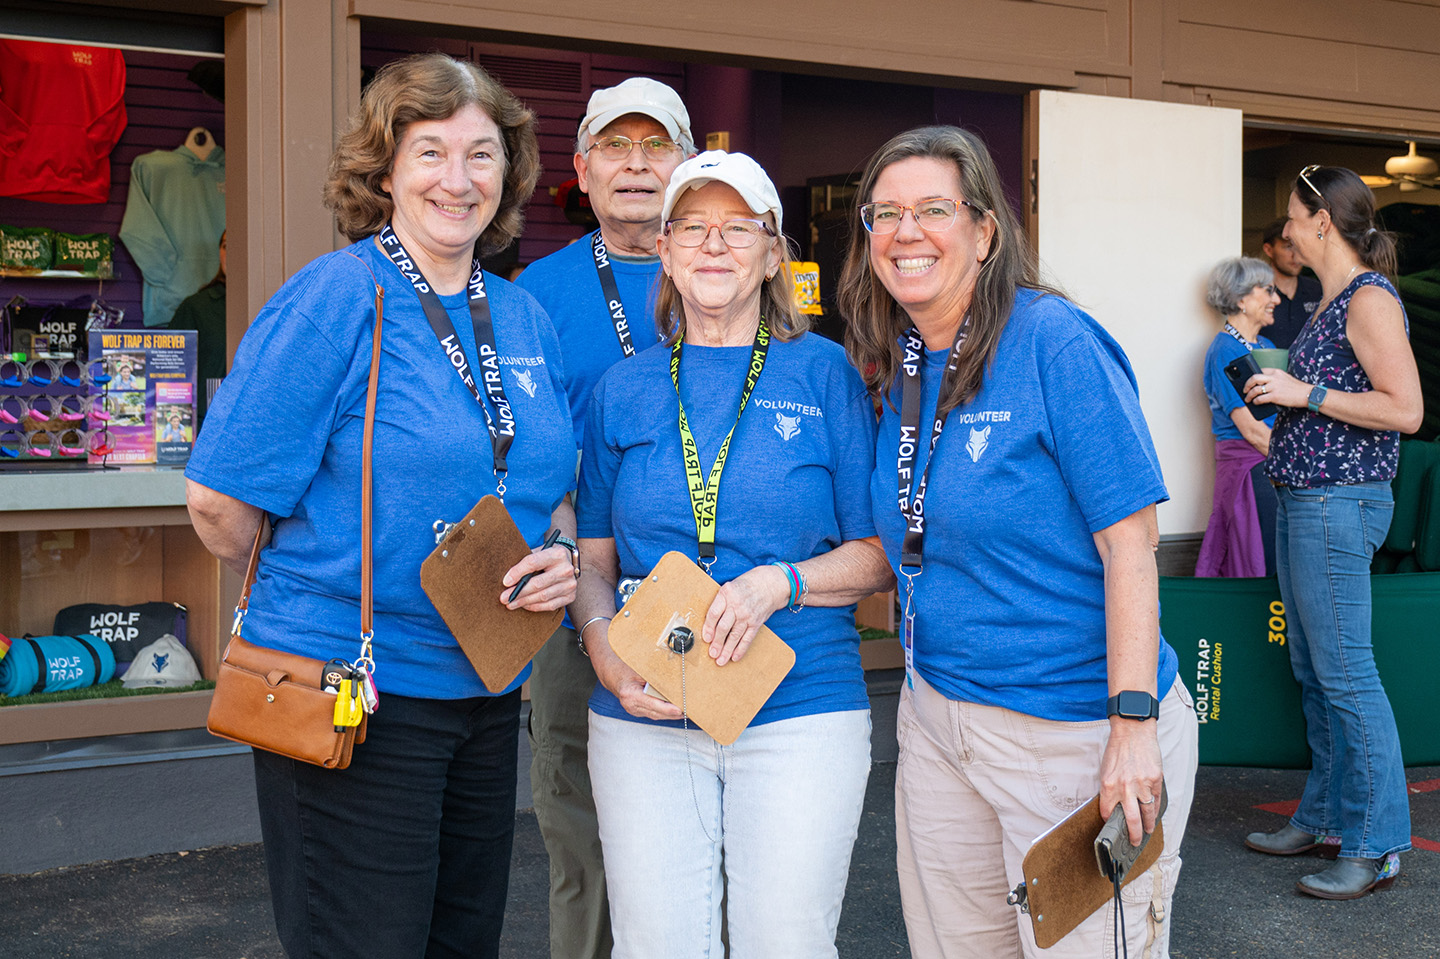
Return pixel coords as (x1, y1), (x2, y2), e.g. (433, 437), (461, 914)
(420, 495), (564, 692)
(606, 551), (795, 745)
(1017, 795), (1165, 949)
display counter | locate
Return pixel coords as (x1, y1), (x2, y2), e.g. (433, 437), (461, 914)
(0, 467), (221, 745)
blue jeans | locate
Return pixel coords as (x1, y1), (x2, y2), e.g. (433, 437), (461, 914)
(253, 690), (520, 959)
(1276, 481), (1411, 859)
(588, 708), (871, 959)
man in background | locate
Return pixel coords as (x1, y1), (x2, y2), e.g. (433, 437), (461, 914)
(1261, 215), (1323, 349)
(515, 77), (695, 959)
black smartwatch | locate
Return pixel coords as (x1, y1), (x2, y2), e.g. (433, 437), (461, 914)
(1106, 690), (1160, 721)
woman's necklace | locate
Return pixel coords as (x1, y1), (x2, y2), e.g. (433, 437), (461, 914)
(1316, 263), (1363, 316)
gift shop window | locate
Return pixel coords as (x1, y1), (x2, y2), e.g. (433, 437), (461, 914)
(0, 17), (227, 738)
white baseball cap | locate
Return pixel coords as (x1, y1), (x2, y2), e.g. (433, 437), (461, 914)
(580, 77), (692, 147)
(121, 634), (202, 689)
(661, 151), (783, 235)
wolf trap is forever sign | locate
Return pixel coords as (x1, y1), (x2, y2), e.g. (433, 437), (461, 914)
(1157, 577), (1309, 768)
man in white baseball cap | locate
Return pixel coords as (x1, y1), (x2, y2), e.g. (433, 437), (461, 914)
(514, 76), (695, 959)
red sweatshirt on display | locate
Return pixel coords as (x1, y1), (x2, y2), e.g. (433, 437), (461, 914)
(0, 40), (128, 205)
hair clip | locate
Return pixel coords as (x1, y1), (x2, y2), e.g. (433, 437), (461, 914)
(0, 359), (23, 388)
(27, 431), (53, 457)
(87, 360), (112, 386)
(0, 397), (19, 424)
(0, 429), (22, 458)
(59, 360), (84, 388)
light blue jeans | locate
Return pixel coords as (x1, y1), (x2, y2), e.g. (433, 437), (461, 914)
(588, 708), (871, 959)
(1276, 481), (1411, 859)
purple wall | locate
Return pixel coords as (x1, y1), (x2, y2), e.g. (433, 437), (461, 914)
(0, 46), (225, 329)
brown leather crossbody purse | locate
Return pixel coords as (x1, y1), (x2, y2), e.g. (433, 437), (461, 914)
(206, 260), (384, 769)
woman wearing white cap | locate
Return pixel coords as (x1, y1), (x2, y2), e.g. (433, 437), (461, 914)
(570, 150), (894, 957)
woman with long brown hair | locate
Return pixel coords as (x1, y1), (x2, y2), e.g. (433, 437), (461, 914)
(840, 125), (1198, 957)
(1240, 164), (1421, 899)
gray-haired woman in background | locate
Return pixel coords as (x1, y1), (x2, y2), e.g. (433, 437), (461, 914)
(1195, 256), (1279, 577)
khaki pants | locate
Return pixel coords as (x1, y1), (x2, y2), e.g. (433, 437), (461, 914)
(896, 673), (1199, 959)
(528, 626), (612, 959)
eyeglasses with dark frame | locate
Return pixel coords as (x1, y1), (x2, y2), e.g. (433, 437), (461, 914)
(858, 197), (981, 235)
(1298, 164), (1328, 211)
(586, 134), (683, 162)
(664, 217), (776, 249)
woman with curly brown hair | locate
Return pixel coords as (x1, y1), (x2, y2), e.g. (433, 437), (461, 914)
(186, 53), (577, 957)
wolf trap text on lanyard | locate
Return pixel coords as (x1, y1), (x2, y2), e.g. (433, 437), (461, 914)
(653, 318), (770, 842)
(375, 226), (518, 546)
(897, 319), (968, 689)
(591, 231), (640, 358)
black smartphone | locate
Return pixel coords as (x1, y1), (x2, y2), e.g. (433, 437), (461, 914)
(1223, 353), (1278, 420)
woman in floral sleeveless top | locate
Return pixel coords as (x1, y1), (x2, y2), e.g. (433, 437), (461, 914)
(1239, 165), (1422, 900)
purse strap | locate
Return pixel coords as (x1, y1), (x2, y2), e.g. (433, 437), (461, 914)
(232, 254), (385, 672)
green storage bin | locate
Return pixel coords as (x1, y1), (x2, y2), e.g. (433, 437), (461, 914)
(1161, 574), (1440, 768)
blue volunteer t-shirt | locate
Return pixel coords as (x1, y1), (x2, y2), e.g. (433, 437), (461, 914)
(872, 290), (1178, 722)
(1202, 330), (1276, 441)
(516, 231), (664, 446)
(577, 332), (878, 726)
(187, 239), (577, 700)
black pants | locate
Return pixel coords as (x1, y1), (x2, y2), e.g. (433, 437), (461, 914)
(252, 690), (521, 959)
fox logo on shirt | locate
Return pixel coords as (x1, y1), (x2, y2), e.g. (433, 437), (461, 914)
(513, 369), (538, 398)
(774, 413), (801, 441)
(966, 425), (990, 462)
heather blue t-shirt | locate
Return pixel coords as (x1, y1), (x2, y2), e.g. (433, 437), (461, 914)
(1202, 330), (1276, 441)
(516, 231), (663, 446)
(577, 332), (878, 726)
(187, 239), (577, 699)
(871, 290), (1178, 722)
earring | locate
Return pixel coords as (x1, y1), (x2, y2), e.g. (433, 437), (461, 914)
(1317, 230), (1324, 240)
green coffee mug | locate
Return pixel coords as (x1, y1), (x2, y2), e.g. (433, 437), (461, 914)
(1251, 348), (1288, 370)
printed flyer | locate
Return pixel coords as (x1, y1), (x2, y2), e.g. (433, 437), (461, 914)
(87, 329), (197, 465)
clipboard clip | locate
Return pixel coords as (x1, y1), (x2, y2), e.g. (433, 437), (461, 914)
(434, 517), (480, 547)
(1006, 882), (1030, 914)
(617, 577), (643, 602)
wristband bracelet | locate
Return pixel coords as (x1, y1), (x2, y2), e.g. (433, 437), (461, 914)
(576, 615), (610, 657)
(770, 561), (808, 612)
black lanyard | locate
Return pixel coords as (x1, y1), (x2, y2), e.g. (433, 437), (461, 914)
(897, 320), (968, 572)
(670, 320), (770, 572)
(377, 224), (515, 480)
(591, 232), (637, 359)
(1222, 323), (1253, 351)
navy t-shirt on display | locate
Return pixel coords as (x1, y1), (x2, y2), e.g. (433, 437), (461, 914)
(577, 332), (878, 727)
(187, 239), (577, 700)
(516, 231), (664, 445)
(1202, 331), (1276, 441)
(871, 289), (1178, 723)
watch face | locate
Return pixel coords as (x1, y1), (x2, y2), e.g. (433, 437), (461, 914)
(1116, 690), (1158, 718)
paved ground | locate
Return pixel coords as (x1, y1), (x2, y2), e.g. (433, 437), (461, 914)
(3, 681), (1436, 958)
